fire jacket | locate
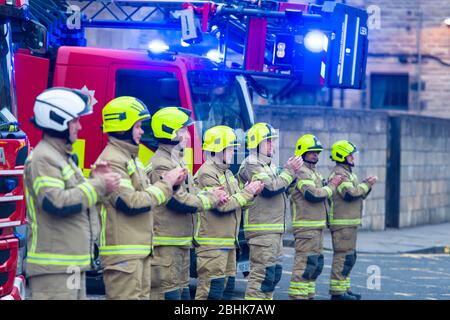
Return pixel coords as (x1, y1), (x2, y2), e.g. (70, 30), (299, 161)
(24, 135), (106, 276)
(238, 153), (295, 239)
(95, 137), (173, 266)
(194, 159), (254, 251)
(147, 144), (218, 248)
(328, 163), (371, 227)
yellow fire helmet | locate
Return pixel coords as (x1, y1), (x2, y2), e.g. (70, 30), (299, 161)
(330, 140), (358, 163)
(295, 134), (324, 157)
(203, 125), (240, 153)
(102, 96), (150, 133)
(151, 106), (194, 142)
(246, 122), (279, 150)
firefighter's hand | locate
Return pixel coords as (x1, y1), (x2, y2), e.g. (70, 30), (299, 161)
(101, 172), (121, 193)
(213, 189), (230, 206)
(286, 156), (303, 174)
(245, 180), (265, 195)
(366, 176), (378, 186)
(91, 161), (112, 177)
(163, 168), (187, 187)
(329, 175), (344, 187)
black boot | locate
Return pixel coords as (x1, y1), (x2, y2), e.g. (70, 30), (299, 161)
(346, 291), (361, 300)
(330, 293), (357, 300)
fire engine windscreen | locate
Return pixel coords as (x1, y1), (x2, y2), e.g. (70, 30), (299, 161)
(188, 71), (253, 140)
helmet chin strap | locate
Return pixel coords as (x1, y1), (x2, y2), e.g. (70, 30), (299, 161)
(302, 156), (318, 165)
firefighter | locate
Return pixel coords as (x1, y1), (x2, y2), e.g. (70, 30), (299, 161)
(148, 107), (229, 300)
(95, 97), (186, 300)
(194, 125), (265, 300)
(24, 87), (121, 300)
(288, 134), (343, 300)
(328, 140), (377, 300)
(238, 122), (303, 300)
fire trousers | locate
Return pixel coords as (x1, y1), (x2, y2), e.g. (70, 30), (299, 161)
(103, 256), (152, 300)
(195, 248), (236, 300)
(151, 246), (191, 300)
(329, 226), (358, 296)
(244, 233), (283, 300)
(289, 228), (324, 300)
(29, 272), (86, 300)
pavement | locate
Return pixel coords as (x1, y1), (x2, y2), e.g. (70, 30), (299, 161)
(283, 222), (450, 254)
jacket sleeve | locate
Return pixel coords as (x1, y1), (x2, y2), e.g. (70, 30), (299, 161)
(196, 172), (254, 213)
(243, 162), (294, 198)
(32, 157), (106, 217)
(296, 171), (334, 203)
(109, 161), (173, 216)
(148, 164), (217, 214)
(335, 174), (371, 202)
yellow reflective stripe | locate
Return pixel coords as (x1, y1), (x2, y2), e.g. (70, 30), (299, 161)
(251, 172), (270, 181)
(202, 186), (215, 191)
(194, 237), (235, 246)
(144, 163), (153, 174)
(27, 252), (91, 266)
(323, 185), (333, 198)
(337, 181), (354, 194)
(218, 175), (226, 185)
(292, 220), (326, 228)
(244, 224), (284, 231)
(100, 206), (107, 247)
(297, 179), (316, 190)
(330, 279), (348, 291)
(25, 186), (38, 254)
(146, 185), (166, 205)
(245, 296), (273, 300)
(308, 282), (316, 294)
(135, 158), (145, 170)
(232, 193), (247, 207)
(289, 281), (309, 295)
(291, 200), (297, 222)
(153, 236), (192, 246)
(198, 194), (211, 210)
(61, 165), (75, 181)
(229, 176), (237, 184)
(279, 171), (293, 185)
(329, 218), (361, 226)
(359, 183), (369, 194)
(127, 160), (137, 176)
(33, 176), (65, 195)
(120, 179), (134, 190)
(77, 181), (97, 207)
(99, 245), (152, 256)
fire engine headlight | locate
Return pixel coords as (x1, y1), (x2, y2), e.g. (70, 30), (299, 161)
(148, 40), (170, 54)
(304, 31), (328, 53)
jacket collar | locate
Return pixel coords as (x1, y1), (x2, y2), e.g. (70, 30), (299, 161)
(337, 162), (352, 173)
(109, 136), (140, 158)
(206, 157), (230, 172)
(158, 143), (184, 164)
(304, 161), (316, 170)
(43, 134), (73, 157)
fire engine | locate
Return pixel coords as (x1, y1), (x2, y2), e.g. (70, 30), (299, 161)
(1, 0), (369, 298)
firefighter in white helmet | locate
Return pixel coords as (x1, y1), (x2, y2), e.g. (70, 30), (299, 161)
(24, 87), (121, 300)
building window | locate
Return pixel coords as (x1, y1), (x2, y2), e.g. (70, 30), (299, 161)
(370, 73), (409, 110)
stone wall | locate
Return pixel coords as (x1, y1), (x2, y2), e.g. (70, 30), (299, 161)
(254, 105), (388, 231)
(396, 114), (450, 227)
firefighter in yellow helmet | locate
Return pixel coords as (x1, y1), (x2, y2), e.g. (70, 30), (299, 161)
(328, 140), (377, 300)
(95, 97), (186, 300)
(238, 122), (303, 300)
(148, 107), (229, 300)
(288, 134), (343, 300)
(194, 126), (264, 300)
(24, 88), (121, 300)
